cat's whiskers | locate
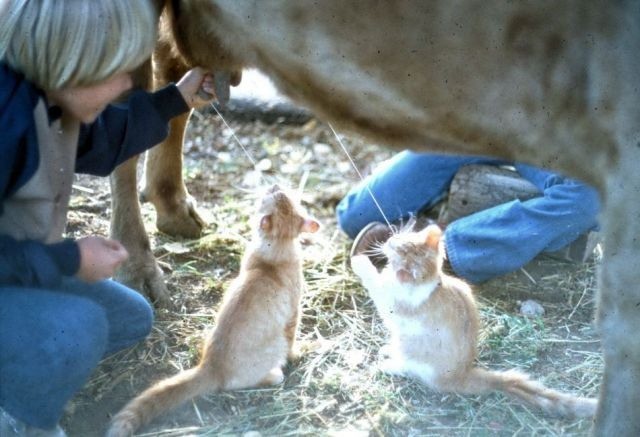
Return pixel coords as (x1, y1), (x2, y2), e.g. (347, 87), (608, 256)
(372, 240), (388, 252)
(328, 123), (395, 232)
(360, 247), (383, 257)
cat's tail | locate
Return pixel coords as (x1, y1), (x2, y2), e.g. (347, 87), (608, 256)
(106, 366), (216, 437)
(461, 367), (597, 418)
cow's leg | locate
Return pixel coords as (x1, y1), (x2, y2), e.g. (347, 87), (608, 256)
(107, 59), (171, 307)
(110, 157), (171, 307)
(593, 174), (640, 436)
(139, 111), (205, 238)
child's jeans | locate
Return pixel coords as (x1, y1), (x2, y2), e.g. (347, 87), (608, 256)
(336, 151), (601, 283)
(0, 278), (153, 428)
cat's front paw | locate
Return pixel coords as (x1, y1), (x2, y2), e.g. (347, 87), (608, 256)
(379, 344), (394, 359)
(379, 358), (406, 376)
(261, 367), (285, 386)
(351, 254), (375, 278)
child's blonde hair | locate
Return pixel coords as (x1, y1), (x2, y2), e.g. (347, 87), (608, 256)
(0, 0), (159, 90)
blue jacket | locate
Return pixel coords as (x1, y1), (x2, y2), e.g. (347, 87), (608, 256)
(0, 63), (189, 288)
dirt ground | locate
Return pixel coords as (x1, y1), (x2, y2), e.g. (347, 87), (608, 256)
(60, 108), (602, 436)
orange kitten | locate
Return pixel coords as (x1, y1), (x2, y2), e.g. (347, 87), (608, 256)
(351, 224), (596, 417)
(107, 185), (320, 437)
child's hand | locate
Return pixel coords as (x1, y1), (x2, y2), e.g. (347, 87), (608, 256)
(176, 67), (216, 109)
(76, 236), (129, 283)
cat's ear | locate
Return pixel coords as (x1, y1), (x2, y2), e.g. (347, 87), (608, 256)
(396, 268), (413, 283)
(423, 225), (442, 250)
(301, 218), (320, 233)
(260, 214), (272, 231)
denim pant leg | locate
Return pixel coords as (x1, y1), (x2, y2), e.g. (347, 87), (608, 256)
(57, 278), (154, 356)
(336, 151), (507, 238)
(445, 164), (601, 283)
(0, 279), (153, 428)
(0, 288), (108, 429)
(514, 163), (602, 250)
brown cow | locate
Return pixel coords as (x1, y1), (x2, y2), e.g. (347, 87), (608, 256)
(111, 1), (639, 434)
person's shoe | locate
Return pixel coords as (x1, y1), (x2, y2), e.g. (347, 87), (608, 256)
(350, 222), (393, 270)
(0, 408), (67, 437)
(545, 231), (601, 263)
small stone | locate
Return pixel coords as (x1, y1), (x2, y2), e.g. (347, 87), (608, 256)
(519, 299), (545, 317)
(255, 158), (272, 171)
(313, 142), (332, 155)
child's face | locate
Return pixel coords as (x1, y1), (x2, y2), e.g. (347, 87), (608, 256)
(47, 72), (133, 123)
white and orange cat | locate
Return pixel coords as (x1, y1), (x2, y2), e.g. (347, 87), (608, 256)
(351, 224), (596, 417)
(107, 185), (320, 437)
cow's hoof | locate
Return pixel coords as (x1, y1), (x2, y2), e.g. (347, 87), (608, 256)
(151, 195), (206, 239)
(115, 254), (172, 309)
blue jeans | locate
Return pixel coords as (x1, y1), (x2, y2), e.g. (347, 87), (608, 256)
(336, 151), (601, 283)
(0, 278), (153, 429)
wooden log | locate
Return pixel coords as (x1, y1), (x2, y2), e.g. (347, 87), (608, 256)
(443, 164), (540, 223)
